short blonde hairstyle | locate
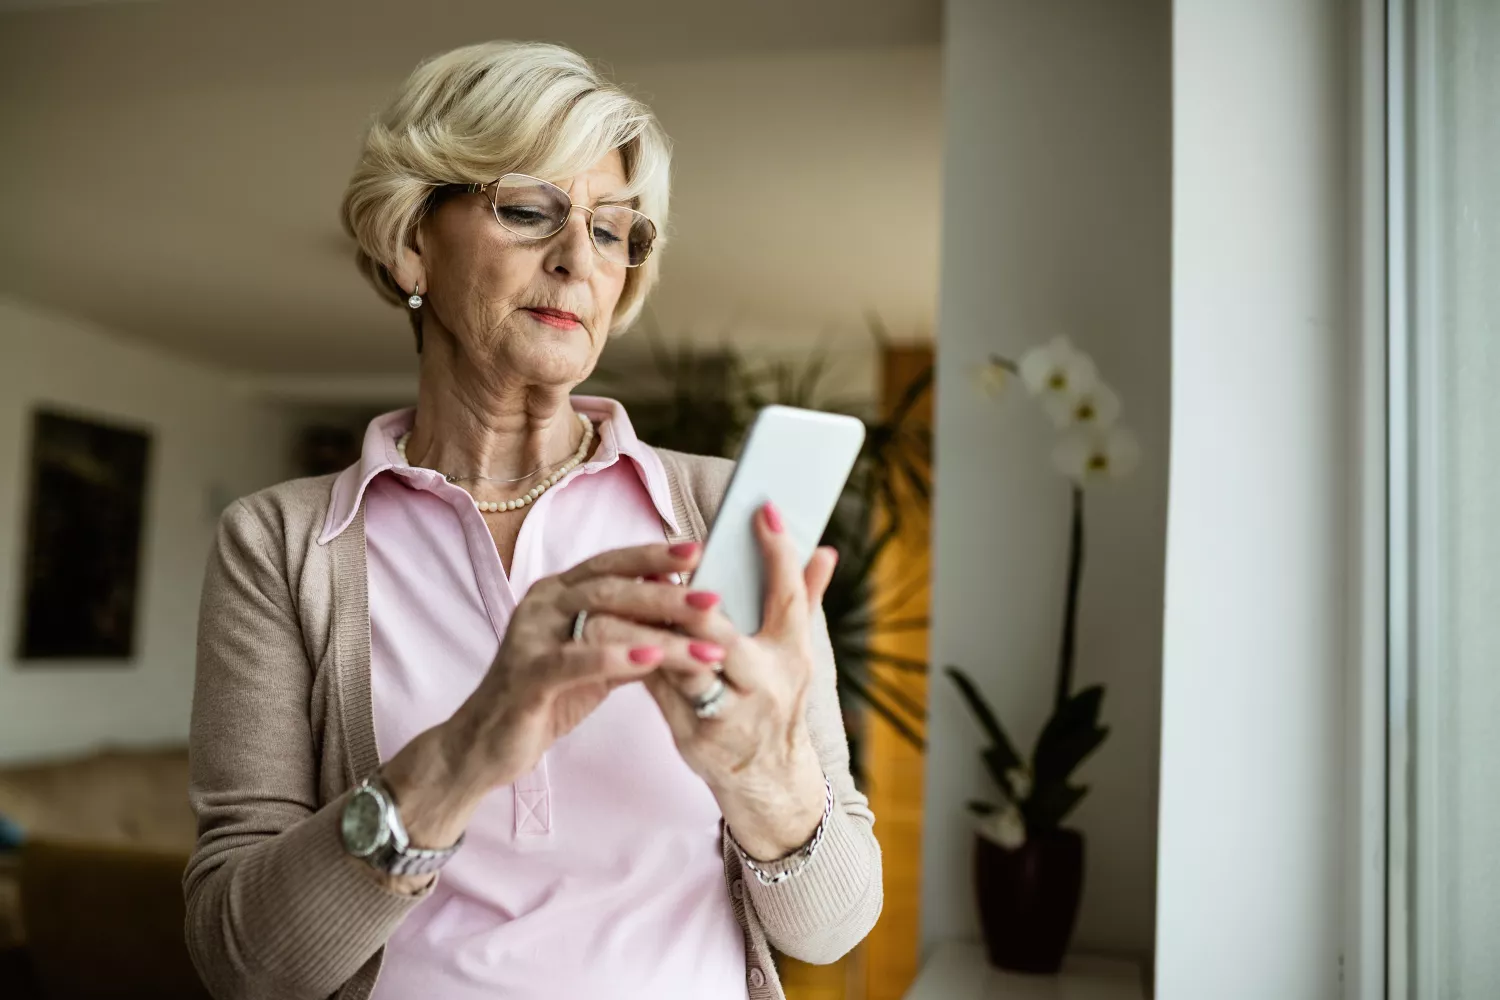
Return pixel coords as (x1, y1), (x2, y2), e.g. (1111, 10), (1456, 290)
(341, 41), (672, 343)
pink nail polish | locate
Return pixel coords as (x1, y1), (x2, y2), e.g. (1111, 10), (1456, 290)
(629, 646), (663, 665)
(669, 542), (700, 559)
(763, 502), (784, 533)
(689, 642), (725, 663)
(685, 591), (721, 610)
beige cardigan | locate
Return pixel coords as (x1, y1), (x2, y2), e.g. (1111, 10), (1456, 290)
(183, 448), (882, 1000)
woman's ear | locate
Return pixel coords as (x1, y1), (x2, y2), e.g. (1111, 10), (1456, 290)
(391, 230), (425, 298)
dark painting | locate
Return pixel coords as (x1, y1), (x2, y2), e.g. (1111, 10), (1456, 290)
(17, 409), (152, 662)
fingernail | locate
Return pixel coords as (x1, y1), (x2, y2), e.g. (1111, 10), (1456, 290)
(669, 542), (700, 558)
(629, 646), (663, 665)
(763, 501), (784, 533)
(689, 641), (725, 663)
(685, 591), (721, 610)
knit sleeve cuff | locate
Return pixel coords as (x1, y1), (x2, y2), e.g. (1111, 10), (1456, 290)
(231, 790), (434, 991)
(740, 791), (883, 964)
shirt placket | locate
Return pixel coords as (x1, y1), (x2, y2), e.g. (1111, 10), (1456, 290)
(438, 453), (615, 844)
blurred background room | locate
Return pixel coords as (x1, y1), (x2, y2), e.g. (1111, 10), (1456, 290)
(2, 0), (1494, 999)
(0, 2), (957, 997)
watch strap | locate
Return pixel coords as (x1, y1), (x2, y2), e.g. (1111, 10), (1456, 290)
(359, 776), (464, 876)
(379, 837), (463, 877)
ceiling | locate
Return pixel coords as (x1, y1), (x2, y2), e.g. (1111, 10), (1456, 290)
(0, 0), (942, 375)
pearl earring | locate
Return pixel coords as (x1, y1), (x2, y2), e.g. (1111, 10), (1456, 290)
(407, 282), (422, 309)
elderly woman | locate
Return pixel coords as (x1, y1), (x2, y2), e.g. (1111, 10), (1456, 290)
(183, 40), (880, 1000)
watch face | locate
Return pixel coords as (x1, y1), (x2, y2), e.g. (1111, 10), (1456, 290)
(341, 787), (389, 858)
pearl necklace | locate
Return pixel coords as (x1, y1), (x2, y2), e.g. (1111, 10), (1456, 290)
(395, 412), (595, 514)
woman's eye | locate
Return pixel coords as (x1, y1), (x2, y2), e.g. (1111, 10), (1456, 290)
(592, 225), (624, 245)
(499, 206), (550, 225)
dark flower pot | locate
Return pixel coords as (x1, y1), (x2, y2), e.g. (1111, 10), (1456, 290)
(973, 827), (1084, 974)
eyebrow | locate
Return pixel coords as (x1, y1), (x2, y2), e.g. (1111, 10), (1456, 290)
(591, 193), (640, 210)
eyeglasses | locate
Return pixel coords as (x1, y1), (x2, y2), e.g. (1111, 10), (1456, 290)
(467, 173), (658, 268)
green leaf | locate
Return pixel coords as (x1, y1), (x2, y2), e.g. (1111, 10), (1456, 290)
(944, 666), (1022, 773)
(835, 670), (927, 750)
(1024, 783), (1089, 830)
(982, 748), (1020, 804)
(1033, 685), (1109, 789)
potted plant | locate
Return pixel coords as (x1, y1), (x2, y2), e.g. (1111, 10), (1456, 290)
(947, 335), (1140, 974)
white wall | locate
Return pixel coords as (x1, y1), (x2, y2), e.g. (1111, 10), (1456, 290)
(1155, 1), (1352, 996)
(616, 47), (942, 348)
(0, 296), (294, 763)
(926, 0), (1171, 964)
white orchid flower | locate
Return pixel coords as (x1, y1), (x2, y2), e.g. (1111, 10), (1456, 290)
(972, 358), (1014, 399)
(1004, 766), (1033, 801)
(1052, 425), (1142, 483)
(1018, 337), (1098, 412)
(978, 803), (1028, 850)
(1043, 380), (1121, 431)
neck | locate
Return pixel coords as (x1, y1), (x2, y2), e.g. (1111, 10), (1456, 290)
(405, 333), (587, 485)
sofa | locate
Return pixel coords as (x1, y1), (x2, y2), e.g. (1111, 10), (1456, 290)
(0, 745), (207, 999)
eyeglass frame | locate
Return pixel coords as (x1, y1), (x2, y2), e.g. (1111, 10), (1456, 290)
(464, 173), (659, 268)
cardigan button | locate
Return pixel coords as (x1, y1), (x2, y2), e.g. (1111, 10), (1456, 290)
(731, 878), (745, 900)
(747, 967), (766, 989)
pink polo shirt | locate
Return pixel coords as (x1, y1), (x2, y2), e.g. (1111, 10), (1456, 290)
(320, 399), (746, 1000)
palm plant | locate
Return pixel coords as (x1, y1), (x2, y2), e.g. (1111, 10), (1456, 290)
(591, 325), (932, 772)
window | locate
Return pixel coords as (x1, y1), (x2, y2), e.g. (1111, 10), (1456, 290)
(1391, 0), (1500, 995)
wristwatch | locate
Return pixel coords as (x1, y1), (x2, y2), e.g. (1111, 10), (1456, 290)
(339, 775), (463, 877)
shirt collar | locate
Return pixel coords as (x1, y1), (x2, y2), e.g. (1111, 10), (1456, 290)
(318, 396), (679, 545)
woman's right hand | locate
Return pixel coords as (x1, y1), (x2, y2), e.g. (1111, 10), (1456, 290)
(378, 540), (722, 867)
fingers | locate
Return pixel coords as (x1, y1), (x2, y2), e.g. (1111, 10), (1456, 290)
(558, 541), (702, 587)
(803, 546), (839, 608)
(655, 662), (726, 708)
(575, 611), (726, 676)
(755, 501), (809, 636)
(565, 575), (725, 633)
(643, 672), (701, 737)
(643, 670), (734, 737)
(555, 640), (669, 687)
(555, 635), (720, 692)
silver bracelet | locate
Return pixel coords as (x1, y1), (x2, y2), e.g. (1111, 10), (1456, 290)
(728, 775), (835, 887)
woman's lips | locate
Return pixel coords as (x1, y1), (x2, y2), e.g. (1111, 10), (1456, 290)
(523, 308), (582, 330)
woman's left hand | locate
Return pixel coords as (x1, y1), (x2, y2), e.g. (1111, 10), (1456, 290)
(643, 501), (835, 862)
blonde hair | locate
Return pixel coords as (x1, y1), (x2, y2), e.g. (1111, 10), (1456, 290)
(341, 41), (672, 344)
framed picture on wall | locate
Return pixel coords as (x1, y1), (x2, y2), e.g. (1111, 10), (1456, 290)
(16, 408), (153, 663)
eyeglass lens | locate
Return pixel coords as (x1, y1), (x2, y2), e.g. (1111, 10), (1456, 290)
(490, 175), (655, 267)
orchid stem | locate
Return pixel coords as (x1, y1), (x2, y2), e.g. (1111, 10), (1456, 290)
(1055, 486), (1084, 712)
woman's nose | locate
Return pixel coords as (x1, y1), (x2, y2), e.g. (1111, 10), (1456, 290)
(544, 209), (596, 279)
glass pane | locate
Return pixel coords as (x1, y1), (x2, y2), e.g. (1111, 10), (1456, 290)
(1413, 0), (1500, 994)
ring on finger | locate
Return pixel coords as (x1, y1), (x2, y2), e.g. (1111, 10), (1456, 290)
(691, 677), (730, 719)
(570, 610), (589, 643)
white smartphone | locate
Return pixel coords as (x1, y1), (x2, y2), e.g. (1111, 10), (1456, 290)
(690, 405), (866, 634)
